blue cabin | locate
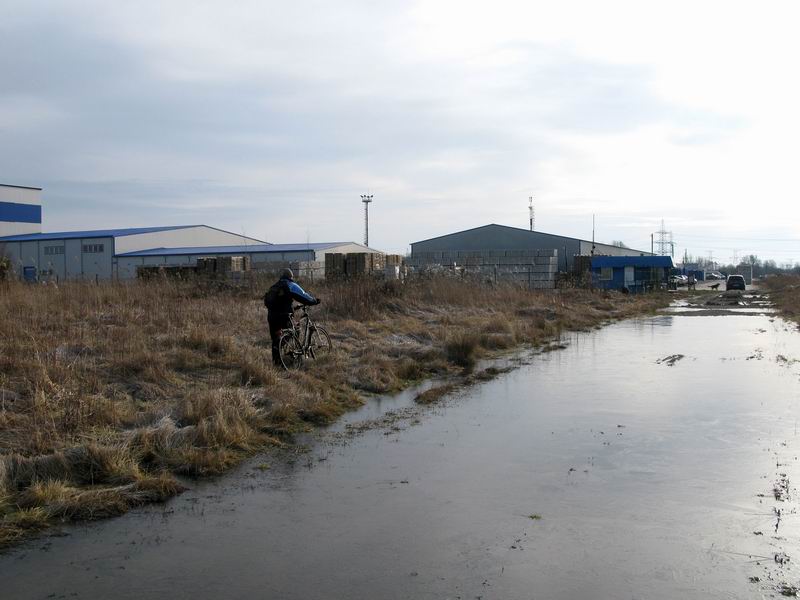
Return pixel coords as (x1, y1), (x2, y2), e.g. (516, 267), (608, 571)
(590, 255), (675, 292)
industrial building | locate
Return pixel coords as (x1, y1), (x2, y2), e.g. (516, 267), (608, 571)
(410, 224), (653, 272)
(0, 184), (379, 281)
(0, 184), (42, 238)
(0, 226), (377, 281)
(0, 225), (266, 281)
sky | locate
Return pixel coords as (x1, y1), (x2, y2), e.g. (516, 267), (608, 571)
(1, 0), (800, 263)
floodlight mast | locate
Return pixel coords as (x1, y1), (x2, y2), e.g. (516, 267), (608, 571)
(360, 194), (373, 246)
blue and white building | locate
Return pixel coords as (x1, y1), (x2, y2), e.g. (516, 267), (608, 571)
(0, 184), (42, 238)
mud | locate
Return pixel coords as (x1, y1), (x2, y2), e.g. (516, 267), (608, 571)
(663, 289), (777, 317)
(3, 309), (800, 599)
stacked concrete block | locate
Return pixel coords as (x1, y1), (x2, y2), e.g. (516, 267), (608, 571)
(385, 254), (403, 267)
(325, 252), (385, 279)
(254, 260), (324, 282)
(406, 248), (558, 289)
(325, 253), (346, 279)
(195, 255), (250, 276)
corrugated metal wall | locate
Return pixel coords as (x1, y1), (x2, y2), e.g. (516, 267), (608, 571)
(2, 236), (114, 281)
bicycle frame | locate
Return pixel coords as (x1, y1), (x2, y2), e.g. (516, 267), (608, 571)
(286, 306), (313, 352)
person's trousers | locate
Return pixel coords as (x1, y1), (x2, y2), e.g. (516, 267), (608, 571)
(268, 313), (291, 365)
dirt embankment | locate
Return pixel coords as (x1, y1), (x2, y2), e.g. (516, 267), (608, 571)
(0, 276), (670, 547)
(761, 275), (800, 324)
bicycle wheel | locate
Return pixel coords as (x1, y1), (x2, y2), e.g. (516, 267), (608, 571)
(308, 326), (332, 360)
(278, 331), (304, 370)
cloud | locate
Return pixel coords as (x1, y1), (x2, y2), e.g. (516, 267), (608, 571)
(1, 1), (776, 258)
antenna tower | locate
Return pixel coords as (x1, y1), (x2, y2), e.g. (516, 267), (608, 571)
(528, 197), (535, 231)
(655, 219), (673, 256)
(360, 194), (373, 246)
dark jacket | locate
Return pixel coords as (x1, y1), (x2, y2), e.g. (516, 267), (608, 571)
(265, 276), (318, 317)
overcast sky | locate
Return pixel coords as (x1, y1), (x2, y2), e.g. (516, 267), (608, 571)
(2, 1), (799, 262)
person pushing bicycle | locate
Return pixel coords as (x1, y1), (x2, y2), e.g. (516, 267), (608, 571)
(263, 268), (320, 366)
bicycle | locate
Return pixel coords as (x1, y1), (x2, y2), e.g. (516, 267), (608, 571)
(277, 304), (333, 370)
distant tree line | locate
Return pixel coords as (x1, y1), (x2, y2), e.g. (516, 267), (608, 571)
(680, 252), (800, 277)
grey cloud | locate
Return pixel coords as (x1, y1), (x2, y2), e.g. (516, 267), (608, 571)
(0, 3), (744, 250)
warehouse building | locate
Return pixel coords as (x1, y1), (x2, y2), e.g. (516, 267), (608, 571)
(410, 223), (652, 272)
(0, 225), (376, 282)
(0, 225), (267, 281)
(0, 184), (42, 238)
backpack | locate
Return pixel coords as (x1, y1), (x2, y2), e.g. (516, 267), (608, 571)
(263, 280), (286, 310)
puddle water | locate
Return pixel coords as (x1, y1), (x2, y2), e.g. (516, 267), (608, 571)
(4, 314), (800, 599)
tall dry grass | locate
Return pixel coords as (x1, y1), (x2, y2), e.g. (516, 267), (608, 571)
(0, 275), (669, 546)
(761, 275), (800, 322)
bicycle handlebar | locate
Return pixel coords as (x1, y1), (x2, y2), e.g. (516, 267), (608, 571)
(292, 302), (319, 312)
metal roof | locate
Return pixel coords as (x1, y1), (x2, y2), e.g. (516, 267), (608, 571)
(116, 242), (351, 257)
(0, 225), (201, 242)
(0, 183), (42, 191)
(591, 255), (675, 268)
(412, 223), (651, 254)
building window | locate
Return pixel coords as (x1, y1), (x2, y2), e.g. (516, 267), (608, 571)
(82, 244), (105, 253)
(599, 267), (613, 281)
(44, 246), (64, 256)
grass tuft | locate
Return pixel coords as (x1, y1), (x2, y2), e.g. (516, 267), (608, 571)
(414, 384), (458, 405)
(445, 331), (481, 369)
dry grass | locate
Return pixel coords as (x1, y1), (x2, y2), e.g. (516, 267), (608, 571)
(0, 275), (669, 547)
(414, 383), (459, 405)
(761, 275), (800, 322)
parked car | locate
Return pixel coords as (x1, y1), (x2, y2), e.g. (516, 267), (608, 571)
(726, 274), (746, 291)
(669, 274), (688, 286)
(707, 271), (725, 280)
